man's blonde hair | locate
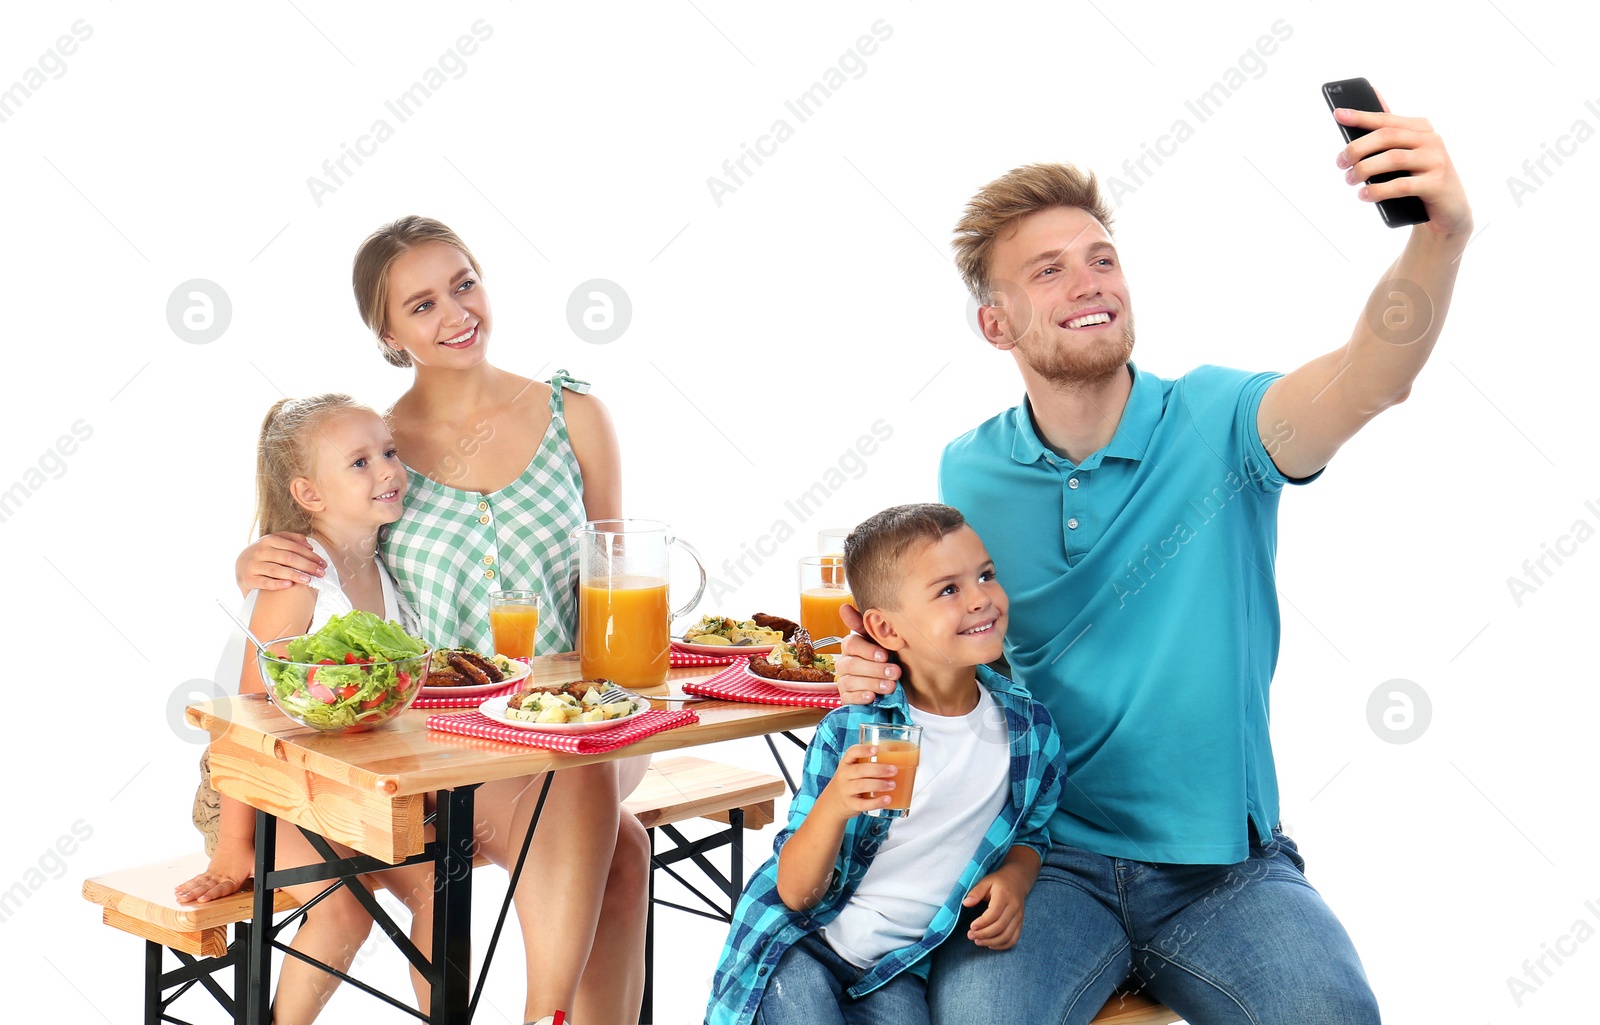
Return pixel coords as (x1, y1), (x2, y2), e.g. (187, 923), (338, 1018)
(952, 163), (1114, 304)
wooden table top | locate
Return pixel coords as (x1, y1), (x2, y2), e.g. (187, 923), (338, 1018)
(185, 652), (827, 801)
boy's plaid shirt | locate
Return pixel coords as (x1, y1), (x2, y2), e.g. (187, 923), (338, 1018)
(705, 665), (1065, 1025)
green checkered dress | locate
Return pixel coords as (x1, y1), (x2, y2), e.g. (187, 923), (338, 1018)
(380, 370), (588, 654)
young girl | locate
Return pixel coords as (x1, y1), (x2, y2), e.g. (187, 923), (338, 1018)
(179, 395), (436, 1025)
(234, 217), (649, 1025)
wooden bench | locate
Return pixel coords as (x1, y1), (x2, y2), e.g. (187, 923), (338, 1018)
(1093, 991), (1183, 1023)
(83, 848), (491, 1024)
(623, 755), (786, 1025)
(83, 756), (785, 1024)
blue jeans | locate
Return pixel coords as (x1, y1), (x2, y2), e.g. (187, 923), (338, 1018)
(755, 932), (931, 1025)
(927, 830), (1380, 1024)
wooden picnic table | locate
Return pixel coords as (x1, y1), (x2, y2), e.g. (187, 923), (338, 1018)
(186, 652), (826, 1025)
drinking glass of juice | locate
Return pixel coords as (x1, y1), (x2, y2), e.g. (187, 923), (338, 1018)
(859, 723), (922, 818)
(799, 555), (852, 652)
(488, 591), (541, 660)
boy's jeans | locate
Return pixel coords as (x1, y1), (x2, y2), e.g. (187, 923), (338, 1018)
(755, 932), (930, 1025)
(928, 830), (1381, 1024)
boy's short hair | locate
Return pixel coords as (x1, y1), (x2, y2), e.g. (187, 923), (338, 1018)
(844, 503), (968, 614)
(952, 162), (1114, 305)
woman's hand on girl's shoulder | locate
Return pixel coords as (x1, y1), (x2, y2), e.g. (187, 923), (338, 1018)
(236, 532), (326, 594)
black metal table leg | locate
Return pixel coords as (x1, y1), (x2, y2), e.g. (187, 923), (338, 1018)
(432, 786), (477, 1025)
(641, 825), (656, 1025)
(729, 808), (746, 898)
(247, 809), (277, 1025)
(143, 940), (162, 1025)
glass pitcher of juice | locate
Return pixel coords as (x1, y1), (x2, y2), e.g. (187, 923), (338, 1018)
(575, 519), (707, 687)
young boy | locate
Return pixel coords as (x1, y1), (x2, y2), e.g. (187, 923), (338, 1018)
(706, 503), (1064, 1025)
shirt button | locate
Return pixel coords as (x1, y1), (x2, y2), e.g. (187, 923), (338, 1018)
(477, 501), (488, 511)
(484, 569), (495, 580)
(483, 555), (495, 566)
(1068, 477), (1080, 489)
(478, 515), (490, 525)
(1067, 518), (1080, 530)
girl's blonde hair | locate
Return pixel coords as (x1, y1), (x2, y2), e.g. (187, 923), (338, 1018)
(254, 394), (365, 537)
(352, 215), (484, 368)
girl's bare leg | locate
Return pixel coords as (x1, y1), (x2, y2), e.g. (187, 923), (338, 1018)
(272, 829), (376, 1025)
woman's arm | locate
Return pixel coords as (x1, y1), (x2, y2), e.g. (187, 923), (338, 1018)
(234, 533), (327, 594)
(563, 390), (622, 520)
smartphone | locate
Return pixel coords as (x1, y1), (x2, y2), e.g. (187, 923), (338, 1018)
(1321, 78), (1428, 228)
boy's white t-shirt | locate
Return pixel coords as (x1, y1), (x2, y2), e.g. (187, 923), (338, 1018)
(819, 687), (1011, 968)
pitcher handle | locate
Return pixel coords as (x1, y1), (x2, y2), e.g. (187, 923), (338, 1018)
(670, 537), (708, 621)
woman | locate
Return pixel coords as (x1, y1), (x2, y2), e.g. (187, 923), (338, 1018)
(238, 216), (648, 1025)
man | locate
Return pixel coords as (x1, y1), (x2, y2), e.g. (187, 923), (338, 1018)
(836, 103), (1469, 1023)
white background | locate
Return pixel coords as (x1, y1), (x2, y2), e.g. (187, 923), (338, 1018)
(2, 2), (1596, 1023)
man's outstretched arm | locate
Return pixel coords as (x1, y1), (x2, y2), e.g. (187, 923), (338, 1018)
(1260, 103), (1473, 480)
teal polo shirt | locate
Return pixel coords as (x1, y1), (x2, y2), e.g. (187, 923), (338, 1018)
(940, 363), (1316, 865)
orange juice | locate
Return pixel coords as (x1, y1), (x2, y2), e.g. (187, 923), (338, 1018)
(871, 740), (920, 811)
(489, 604), (540, 660)
(800, 587), (853, 651)
(579, 575), (671, 686)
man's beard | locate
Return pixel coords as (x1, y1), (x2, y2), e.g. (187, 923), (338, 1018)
(1014, 319), (1136, 389)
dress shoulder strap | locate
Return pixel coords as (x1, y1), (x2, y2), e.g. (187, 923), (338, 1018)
(547, 369), (591, 417)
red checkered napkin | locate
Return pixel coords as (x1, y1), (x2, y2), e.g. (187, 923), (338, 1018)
(424, 708), (699, 753)
(683, 661), (842, 709)
(410, 680), (521, 709)
(670, 644), (742, 668)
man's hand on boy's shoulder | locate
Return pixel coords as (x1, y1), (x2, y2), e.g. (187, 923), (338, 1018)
(963, 846), (1042, 950)
(835, 605), (899, 705)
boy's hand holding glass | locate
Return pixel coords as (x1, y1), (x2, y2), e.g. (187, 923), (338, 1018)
(819, 743), (903, 818)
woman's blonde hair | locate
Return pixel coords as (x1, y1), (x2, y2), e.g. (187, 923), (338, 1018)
(254, 394), (365, 537)
(352, 215), (484, 368)
(951, 163), (1114, 305)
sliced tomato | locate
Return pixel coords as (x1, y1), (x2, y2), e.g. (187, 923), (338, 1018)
(308, 658), (339, 684)
(344, 652), (360, 664)
(360, 691), (388, 710)
(338, 685), (361, 701)
(396, 670), (412, 689)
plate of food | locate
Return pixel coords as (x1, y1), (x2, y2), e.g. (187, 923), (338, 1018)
(479, 680), (648, 733)
(742, 629), (838, 693)
(419, 648), (533, 698)
(674, 613), (798, 656)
